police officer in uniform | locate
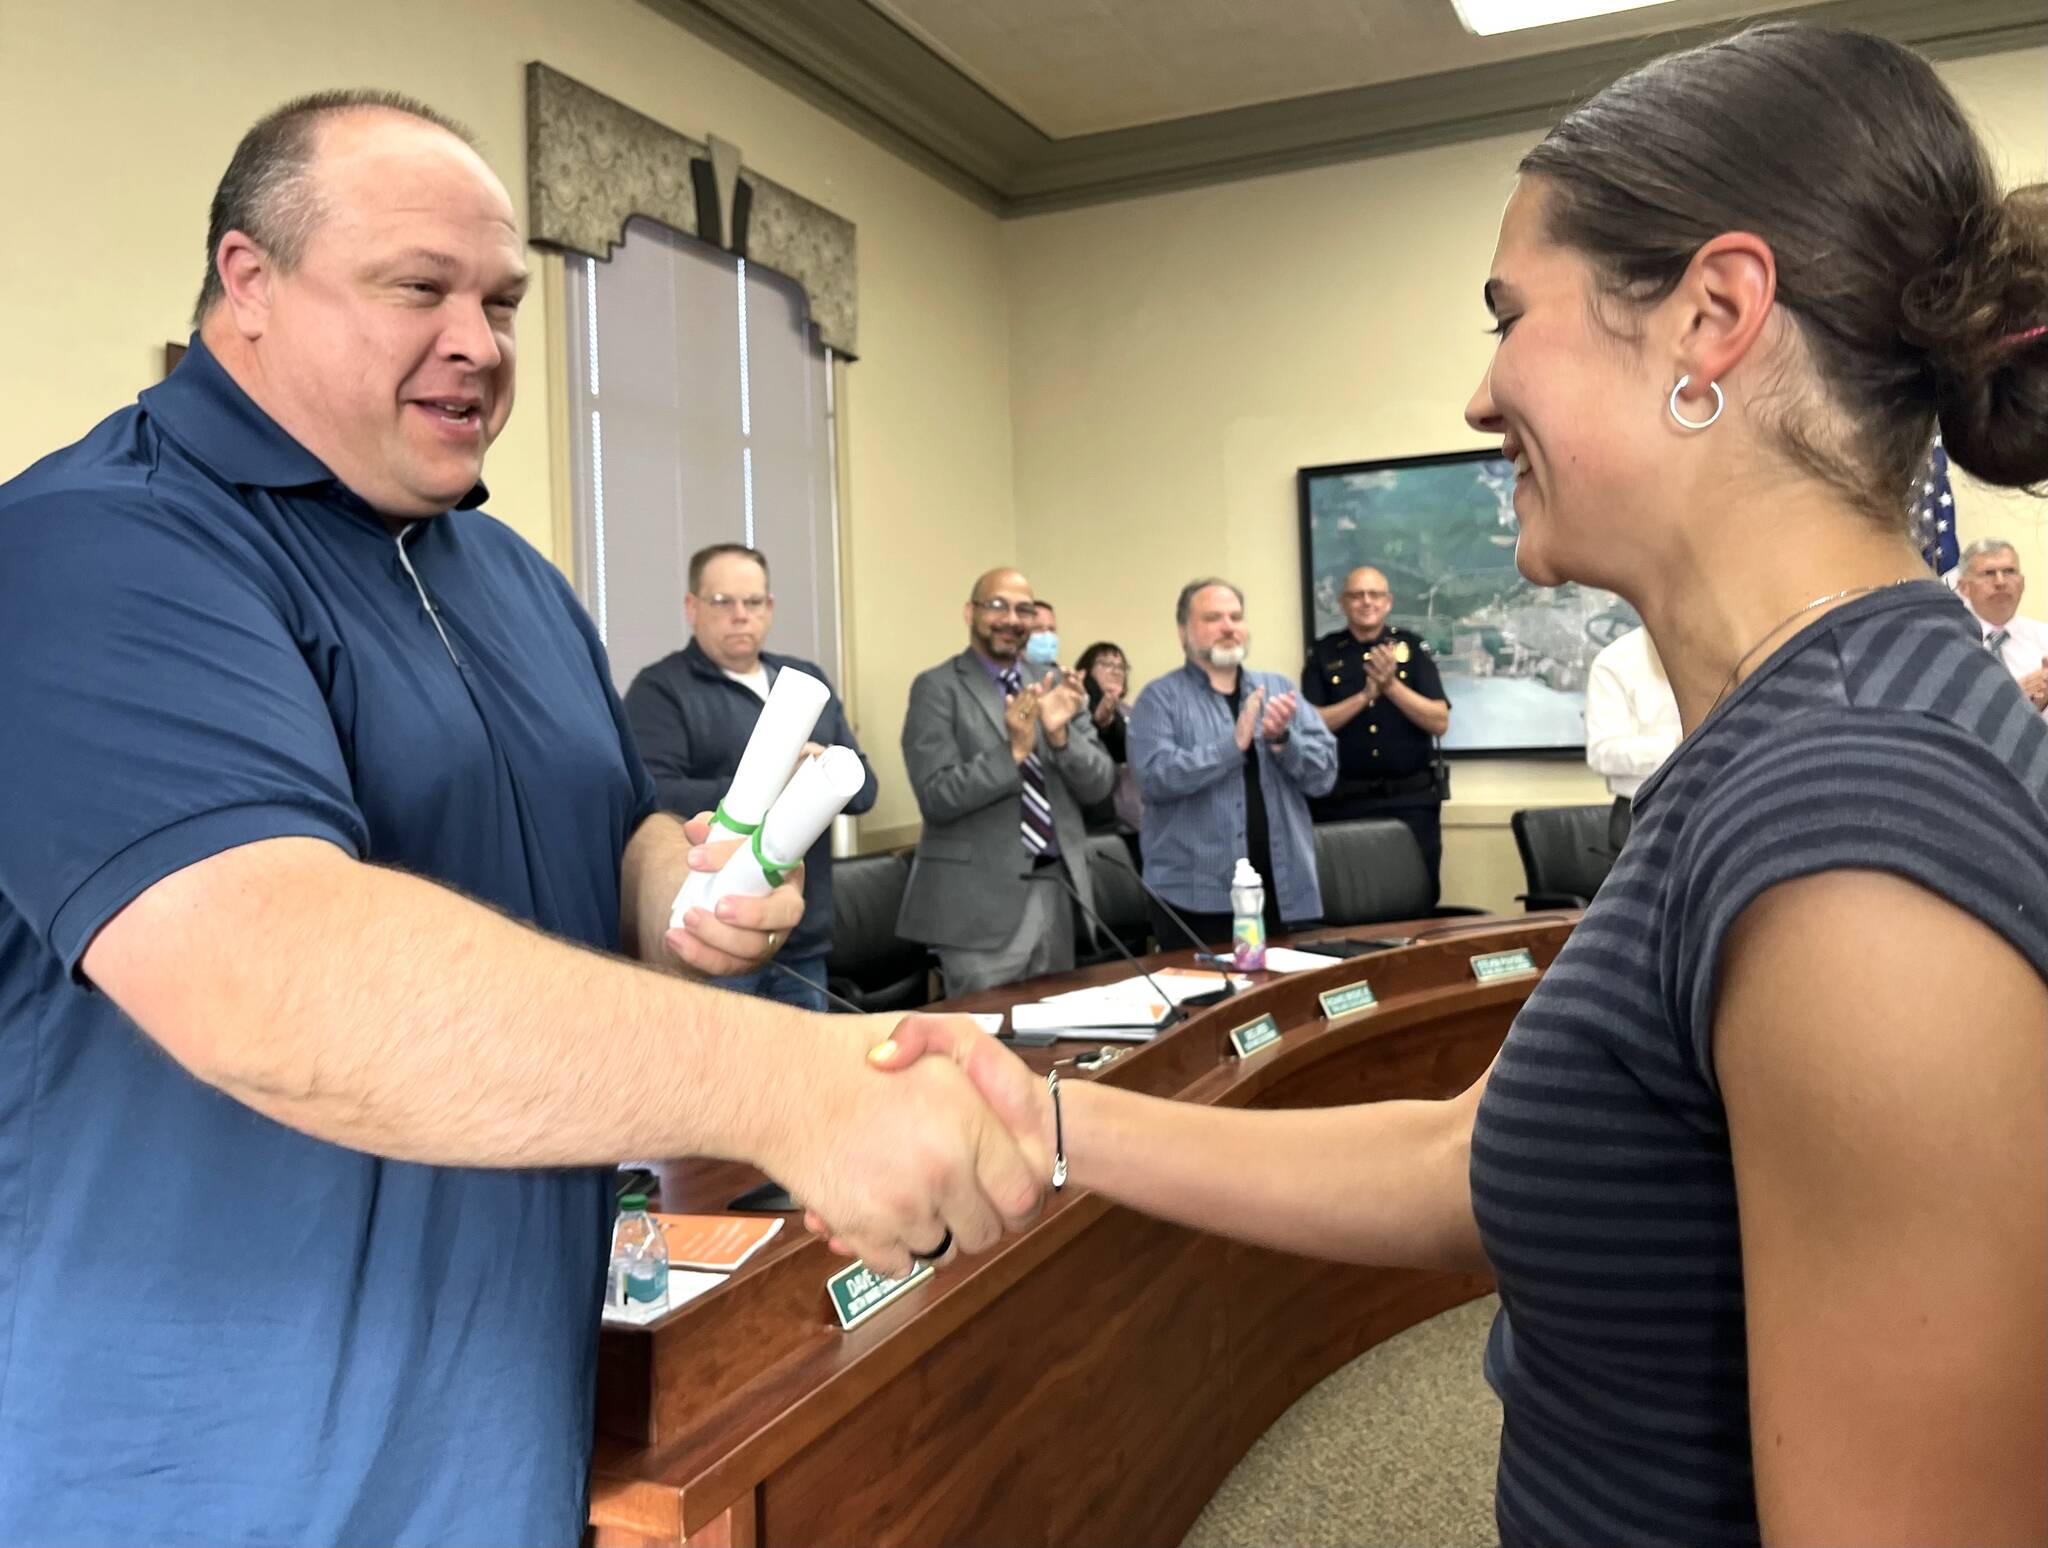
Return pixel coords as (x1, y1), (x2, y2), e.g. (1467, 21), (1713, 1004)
(1302, 565), (1453, 900)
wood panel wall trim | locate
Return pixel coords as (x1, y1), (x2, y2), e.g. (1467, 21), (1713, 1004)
(639, 0), (2048, 217)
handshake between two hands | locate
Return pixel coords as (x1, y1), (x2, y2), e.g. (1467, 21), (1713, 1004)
(657, 808), (1057, 1280)
(791, 1014), (1053, 1282)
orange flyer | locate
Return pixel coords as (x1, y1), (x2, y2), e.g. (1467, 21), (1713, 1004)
(651, 1212), (784, 1272)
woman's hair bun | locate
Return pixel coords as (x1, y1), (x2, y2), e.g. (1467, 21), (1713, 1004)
(1904, 181), (2048, 490)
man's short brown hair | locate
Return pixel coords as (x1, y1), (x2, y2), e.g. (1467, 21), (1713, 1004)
(193, 90), (475, 326)
(688, 544), (771, 594)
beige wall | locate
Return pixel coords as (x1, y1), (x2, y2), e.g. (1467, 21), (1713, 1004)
(1003, 46), (2048, 911)
(5, 11), (2040, 897)
(0, 0), (1015, 836)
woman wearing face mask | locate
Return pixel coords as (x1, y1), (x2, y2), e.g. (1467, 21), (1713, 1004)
(1074, 642), (1144, 839)
(855, 22), (2048, 1546)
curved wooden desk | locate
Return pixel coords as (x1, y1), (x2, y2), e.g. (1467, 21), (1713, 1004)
(590, 914), (1576, 1547)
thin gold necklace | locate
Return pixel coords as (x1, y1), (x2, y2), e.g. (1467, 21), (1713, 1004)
(1707, 580), (1916, 712)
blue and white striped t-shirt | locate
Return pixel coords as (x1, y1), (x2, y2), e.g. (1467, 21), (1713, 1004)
(1472, 581), (2048, 1546)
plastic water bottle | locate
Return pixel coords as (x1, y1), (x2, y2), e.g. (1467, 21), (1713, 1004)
(609, 1194), (669, 1313)
(1230, 857), (1267, 972)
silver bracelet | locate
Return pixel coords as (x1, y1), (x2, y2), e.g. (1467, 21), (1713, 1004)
(1046, 1067), (1067, 1191)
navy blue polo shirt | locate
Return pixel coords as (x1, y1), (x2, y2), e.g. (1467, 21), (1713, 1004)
(0, 339), (656, 1545)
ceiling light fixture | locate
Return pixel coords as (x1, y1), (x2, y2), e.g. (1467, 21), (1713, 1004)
(1451, 0), (1682, 36)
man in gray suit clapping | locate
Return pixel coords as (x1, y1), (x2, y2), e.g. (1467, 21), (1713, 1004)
(898, 568), (1115, 994)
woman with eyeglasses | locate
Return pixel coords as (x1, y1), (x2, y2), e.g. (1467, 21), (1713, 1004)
(1074, 642), (1144, 838)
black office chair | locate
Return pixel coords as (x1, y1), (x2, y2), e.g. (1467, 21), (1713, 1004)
(824, 852), (933, 1012)
(1509, 804), (1620, 911)
(1073, 833), (1153, 967)
(1313, 819), (1487, 927)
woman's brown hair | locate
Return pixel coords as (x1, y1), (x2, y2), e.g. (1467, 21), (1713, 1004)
(1521, 22), (2048, 518)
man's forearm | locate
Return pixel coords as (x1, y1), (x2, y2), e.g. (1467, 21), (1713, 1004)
(86, 838), (816, 1173)
(621, 813), (696, 964)
(1132, 732), (1242, 798)
(1315, 690), (1372, 733)
(1048, 721), (1116, 804)
(909, 749), (1024, 823)
(1383, 679), (1450, 737)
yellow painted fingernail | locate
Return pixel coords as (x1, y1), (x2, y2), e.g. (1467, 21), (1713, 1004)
(868, 1039), (898, 1064)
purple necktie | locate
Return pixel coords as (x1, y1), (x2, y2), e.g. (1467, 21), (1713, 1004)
(1001, 666), (1056, 857)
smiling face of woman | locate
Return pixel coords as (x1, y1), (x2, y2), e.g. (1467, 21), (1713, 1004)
(1087, 652), (1127, 693)
(1464, 177), (1689, 594)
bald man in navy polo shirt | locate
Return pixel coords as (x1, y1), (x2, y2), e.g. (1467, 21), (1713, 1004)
(0, 92), (1039, 1546)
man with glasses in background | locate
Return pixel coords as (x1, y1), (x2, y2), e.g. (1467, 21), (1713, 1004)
(1956, 538), (2048, 719)
(899, 568), (1114, 994)
(1303, 564), (1453, 901)
(625, 543), (878, 1009)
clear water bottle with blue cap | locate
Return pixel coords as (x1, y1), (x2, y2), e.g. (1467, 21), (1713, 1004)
(608, 1193), (669, 1313)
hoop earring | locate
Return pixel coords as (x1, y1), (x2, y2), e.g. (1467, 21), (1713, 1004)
(1668, 375), (1724, 430)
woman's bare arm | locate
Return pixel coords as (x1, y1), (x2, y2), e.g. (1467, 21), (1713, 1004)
(1718, 870), (2047, 1547)
(861, 1021), (1494, 1273)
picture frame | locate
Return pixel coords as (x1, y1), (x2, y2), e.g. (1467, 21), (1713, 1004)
(1297, 449), (1639, 756)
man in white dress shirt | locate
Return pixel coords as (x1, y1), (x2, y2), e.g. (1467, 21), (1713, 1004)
(1584, 624), (1682, 850)
(1956, 538), (2048, 717)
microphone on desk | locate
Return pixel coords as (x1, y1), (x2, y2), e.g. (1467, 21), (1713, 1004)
(1104, 858), (1219, 960)
(1047, 864), (1227, 1032)
(1108, 859), (1243, 1003)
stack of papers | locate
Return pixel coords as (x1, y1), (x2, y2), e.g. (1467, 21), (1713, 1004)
(1008, 969), (1250, 1041)
(1259, 946), (1346, 974)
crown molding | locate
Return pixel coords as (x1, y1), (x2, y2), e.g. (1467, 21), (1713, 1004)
(638, 0), (1017, 209)
(641, 0), (2048, 217)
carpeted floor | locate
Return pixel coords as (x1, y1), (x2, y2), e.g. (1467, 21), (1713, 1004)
(1182, 1294), (1502, 1548)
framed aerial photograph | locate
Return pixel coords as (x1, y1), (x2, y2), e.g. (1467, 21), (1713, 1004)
(1297, 449), (1639, 755)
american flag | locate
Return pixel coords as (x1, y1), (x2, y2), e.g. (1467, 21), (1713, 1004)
(1912, 433), (1958, 583)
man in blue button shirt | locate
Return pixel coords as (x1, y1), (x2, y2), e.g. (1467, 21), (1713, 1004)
(1128, 579), (1339, 944)
(0, 91), (1042, 1547)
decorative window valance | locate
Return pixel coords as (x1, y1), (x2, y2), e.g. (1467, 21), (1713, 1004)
(524, 62), (859, 357)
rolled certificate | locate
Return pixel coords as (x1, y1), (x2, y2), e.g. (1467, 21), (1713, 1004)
(706, 667), (832, 846)
(670, 746), (868, 925)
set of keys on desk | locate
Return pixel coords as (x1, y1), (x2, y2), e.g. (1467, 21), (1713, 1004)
(1055, 1046), (1126, 1074)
